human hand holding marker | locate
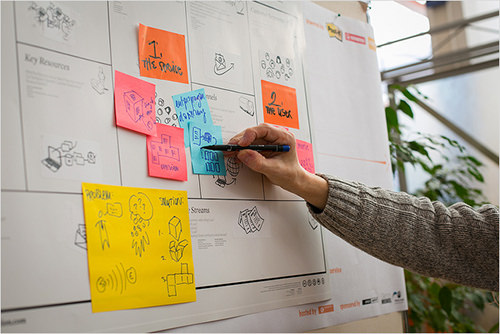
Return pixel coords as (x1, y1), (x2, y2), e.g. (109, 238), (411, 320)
(224, 123), (328, 210)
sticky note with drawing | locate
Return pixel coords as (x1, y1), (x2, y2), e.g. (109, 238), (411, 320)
(114, 70), (157, 136)
(188, 121), (226, 176)
(261, 80), (299, 129)
(147, 124), (187, 181)
(81, 183), (195, 313)
(172, 88), (213, 146)
(138, 23), (188, 84)
(295, 139), (315, 174)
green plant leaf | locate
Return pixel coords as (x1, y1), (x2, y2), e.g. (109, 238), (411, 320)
(488, 322), (499, 333)
(398, 100), (414, 118)
(400, 87), (419, 102)
(439, 286), (452, 314)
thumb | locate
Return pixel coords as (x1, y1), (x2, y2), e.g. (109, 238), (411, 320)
(237, 150), (267, 174)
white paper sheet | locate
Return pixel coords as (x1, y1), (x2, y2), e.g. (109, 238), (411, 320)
(1, 2), (331, 332)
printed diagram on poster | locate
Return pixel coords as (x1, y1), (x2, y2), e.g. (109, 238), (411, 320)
(214, 52), (235, 76)
(82, 183), (195, 313)
(259, 50), (295, 84)
(238, 206), (264, 234)
(213, 156), (242, 188)
(114, 70), (156, 136)
(138, 23), (189, 84)
(188, 121), (226, 176)
(74, 224), (87, 250)
(173, 88), (213, 146)
(239, 96), (255, 117)
(155, 92), (178, 127)
(90, 67), (109, 95)
(261, 80), (299, 129)
(28, 1), (77, 42)
(147, 124), (187, 182)
(41, 139), (96, 173)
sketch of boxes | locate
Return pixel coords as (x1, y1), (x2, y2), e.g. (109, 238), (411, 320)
(123, 90), (144, 122)
(169, 216), (182, 241)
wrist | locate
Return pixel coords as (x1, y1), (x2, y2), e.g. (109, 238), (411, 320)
(288, 168), (328, 210)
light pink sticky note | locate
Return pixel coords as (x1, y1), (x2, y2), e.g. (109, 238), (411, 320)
(147, 124), (187, 181)
(296, 139), (315, 174)
(114, 70), (156, 136)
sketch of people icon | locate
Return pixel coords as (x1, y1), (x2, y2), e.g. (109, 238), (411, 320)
(91, 67), (108, 95)
(155, 94), (178, 126)
(87, 151), (96, 164)
(95, 211), (110, 250)
(281, 64), (286, 74)
(214, 52), (234, 76)
(275, 71), (281, 79)
(286, 58), (291, 67)
(96, 263), (137, 294)
(129, 193), (153, 257)
(239, 96), (255, 116)
(276, 56), (282, 64)
(260, 60), (266, 70)
(266, 68), (274, 78)
(269, 59), (275, 69)
(265, 52), (270, 61)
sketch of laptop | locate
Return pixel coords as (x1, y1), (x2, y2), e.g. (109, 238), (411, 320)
(42, 146), (62, 172)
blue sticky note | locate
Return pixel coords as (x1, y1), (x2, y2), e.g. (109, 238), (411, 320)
(173, 88), (213, 146)
(188, 121), (226, 176)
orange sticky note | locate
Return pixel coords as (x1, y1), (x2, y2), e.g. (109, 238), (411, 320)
(261, 80), (299, 129)
(138, 23), (189, 84)
(114, 70), (156, 136)
(296, 139), (315, 174)
(147, 124), (187, 181)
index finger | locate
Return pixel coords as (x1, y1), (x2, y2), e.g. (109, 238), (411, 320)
(233, 123), (295, 147)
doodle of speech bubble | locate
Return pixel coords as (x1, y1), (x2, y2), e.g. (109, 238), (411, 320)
(106, 202), (123, 217)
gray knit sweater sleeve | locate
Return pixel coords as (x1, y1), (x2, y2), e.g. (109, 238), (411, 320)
(307, 174), (499, 291)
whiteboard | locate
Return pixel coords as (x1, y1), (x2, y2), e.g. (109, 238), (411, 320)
(1, 1), (406, 332)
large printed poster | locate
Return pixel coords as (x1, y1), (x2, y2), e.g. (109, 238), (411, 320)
(1, 1), (407, 332)
(1, 2), (330, 332)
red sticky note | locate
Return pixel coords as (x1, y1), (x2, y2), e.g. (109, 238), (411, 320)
(261, 80), (299, 129)
(296, 139), (315, 174)
(147, 124), (187, 181)
(138, 23), (189, 84)
(114, 70), (156, 136)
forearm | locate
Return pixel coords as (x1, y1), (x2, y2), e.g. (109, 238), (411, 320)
(308, 174), (499, 291)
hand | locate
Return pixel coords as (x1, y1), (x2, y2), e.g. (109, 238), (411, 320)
(227, 123), (328, 210)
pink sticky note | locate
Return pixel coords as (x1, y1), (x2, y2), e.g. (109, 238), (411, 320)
(296, 139), (315, 174)
(147, 124), (187, 181)
(114, 70), (156, 136)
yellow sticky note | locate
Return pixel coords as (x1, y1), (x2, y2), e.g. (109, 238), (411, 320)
(81, 183), (195, 312)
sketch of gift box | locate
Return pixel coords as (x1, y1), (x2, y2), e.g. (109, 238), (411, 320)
(123, 90), (144, 122)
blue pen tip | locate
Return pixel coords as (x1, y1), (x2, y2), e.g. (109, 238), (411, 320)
(283, 145), (290, 152)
